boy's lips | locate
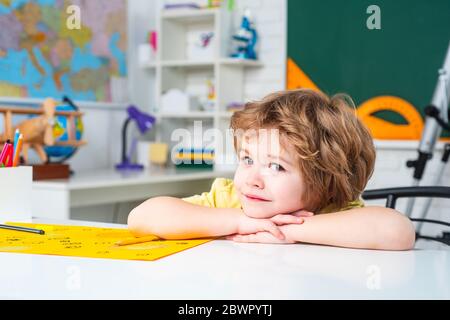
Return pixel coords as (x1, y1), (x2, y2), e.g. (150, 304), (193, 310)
(244, 194), (271, 202)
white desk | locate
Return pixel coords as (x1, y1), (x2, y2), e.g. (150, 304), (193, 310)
(0, 219), (449, 300)
(32, 168), (234, 220)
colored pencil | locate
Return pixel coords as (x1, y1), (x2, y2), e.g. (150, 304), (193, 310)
(115, 235), (159, 246)
(0, 224), (45, 235)
(0, 139), (11, 164)
(13, 134), (23, 167)
(13, 129), (20, 155)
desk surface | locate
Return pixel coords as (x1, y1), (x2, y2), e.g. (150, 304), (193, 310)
(33, 167), (235, 191)
(1, 220), (449, 300)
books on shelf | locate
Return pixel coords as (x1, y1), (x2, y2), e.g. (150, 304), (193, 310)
(174, 147), (215, 170)
(164, 3), (201, 10)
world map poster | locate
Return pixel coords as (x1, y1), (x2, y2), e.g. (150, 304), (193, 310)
(0, 0), (127, 102)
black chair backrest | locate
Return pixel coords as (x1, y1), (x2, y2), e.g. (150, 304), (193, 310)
(363, 187), (450, 209)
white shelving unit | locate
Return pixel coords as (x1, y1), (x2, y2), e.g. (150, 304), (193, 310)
(142, 6), (262, 171)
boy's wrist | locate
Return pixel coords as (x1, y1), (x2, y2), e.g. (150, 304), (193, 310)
(278, 224), (301, 242)
(236, 214), (247, 234)
(218, 208), (245, 236)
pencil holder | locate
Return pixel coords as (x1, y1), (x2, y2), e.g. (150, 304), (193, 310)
(0, 166), (32, 223)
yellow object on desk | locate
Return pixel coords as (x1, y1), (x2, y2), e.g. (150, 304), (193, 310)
(115, 235), (159, 246)
(0, 223), (212, 261)
(150, 143), (169, 166)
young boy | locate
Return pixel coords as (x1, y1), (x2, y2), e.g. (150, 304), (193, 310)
(128, 89), (415, 250)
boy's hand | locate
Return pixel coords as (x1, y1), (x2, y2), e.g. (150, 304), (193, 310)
(236, 210), (313, 241)
(231, 210), (314, 244)
(237, 215), (288, 240)
(270, 210), (314, 225)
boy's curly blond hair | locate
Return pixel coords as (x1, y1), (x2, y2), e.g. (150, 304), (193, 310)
(230, 89), (376, 213)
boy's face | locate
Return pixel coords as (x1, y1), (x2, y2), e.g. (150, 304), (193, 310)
(233, 129), (306, 219)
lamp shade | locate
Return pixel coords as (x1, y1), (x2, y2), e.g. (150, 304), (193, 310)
(127, 105), (156, 134)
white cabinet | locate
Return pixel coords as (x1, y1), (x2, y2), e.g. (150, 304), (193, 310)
(142, 6), (262, 171)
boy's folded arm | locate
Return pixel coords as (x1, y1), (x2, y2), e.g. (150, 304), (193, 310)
(127, 197), (242, 239)
(280, 206), (416, 251)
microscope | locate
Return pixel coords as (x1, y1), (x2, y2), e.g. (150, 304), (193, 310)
(230, 9), (258, 60)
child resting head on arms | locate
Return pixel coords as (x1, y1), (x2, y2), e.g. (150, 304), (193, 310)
(128, 89), (415, 250)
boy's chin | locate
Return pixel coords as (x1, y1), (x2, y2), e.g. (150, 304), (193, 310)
(242, 205), (277, 219)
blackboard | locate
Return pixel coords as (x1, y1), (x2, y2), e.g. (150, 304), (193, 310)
(287, 0), (450, 126)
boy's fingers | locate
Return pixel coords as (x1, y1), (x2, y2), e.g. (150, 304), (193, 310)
(271, 215), (304, 225)
(292, 210), (314, 217)
(264, 222), (285, 240)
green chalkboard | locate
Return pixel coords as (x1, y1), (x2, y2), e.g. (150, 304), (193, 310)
(287, 0), (450, 126)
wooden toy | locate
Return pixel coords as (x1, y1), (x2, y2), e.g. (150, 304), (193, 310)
(0, 98), (86, 165)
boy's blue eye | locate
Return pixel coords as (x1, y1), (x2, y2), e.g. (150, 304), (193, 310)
(269, 163), (285, 172)
(242, 156), (253, 165)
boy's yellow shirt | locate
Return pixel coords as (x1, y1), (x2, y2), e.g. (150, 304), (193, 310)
(182, 178), (364, 214)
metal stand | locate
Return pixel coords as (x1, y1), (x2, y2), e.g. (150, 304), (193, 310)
(406, 42), (450, 219)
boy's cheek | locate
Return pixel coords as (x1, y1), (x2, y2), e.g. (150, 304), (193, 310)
(233, 171), (245, 190)
(273, 191), (306, 213)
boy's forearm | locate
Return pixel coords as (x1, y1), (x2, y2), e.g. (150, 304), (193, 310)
(280, 207), (416, 250)
(128, 197), (241, 239)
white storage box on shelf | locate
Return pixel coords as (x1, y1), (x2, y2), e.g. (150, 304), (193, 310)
(0, 166), (32, 223)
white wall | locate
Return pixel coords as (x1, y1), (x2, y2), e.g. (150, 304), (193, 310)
(1, 0), (286, 172)
(239, 0), (287, 99)
(71, 0), (288, 222)
(71, 0), (160, 223)
(68, 0), (159, 172)
(235, 0), (448, 245)
(9, 0), (446, 246)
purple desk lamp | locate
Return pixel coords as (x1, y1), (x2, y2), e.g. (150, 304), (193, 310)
(116, 106), (156, 171)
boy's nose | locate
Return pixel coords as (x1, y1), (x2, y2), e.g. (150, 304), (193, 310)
(246, 167), (265, 189)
